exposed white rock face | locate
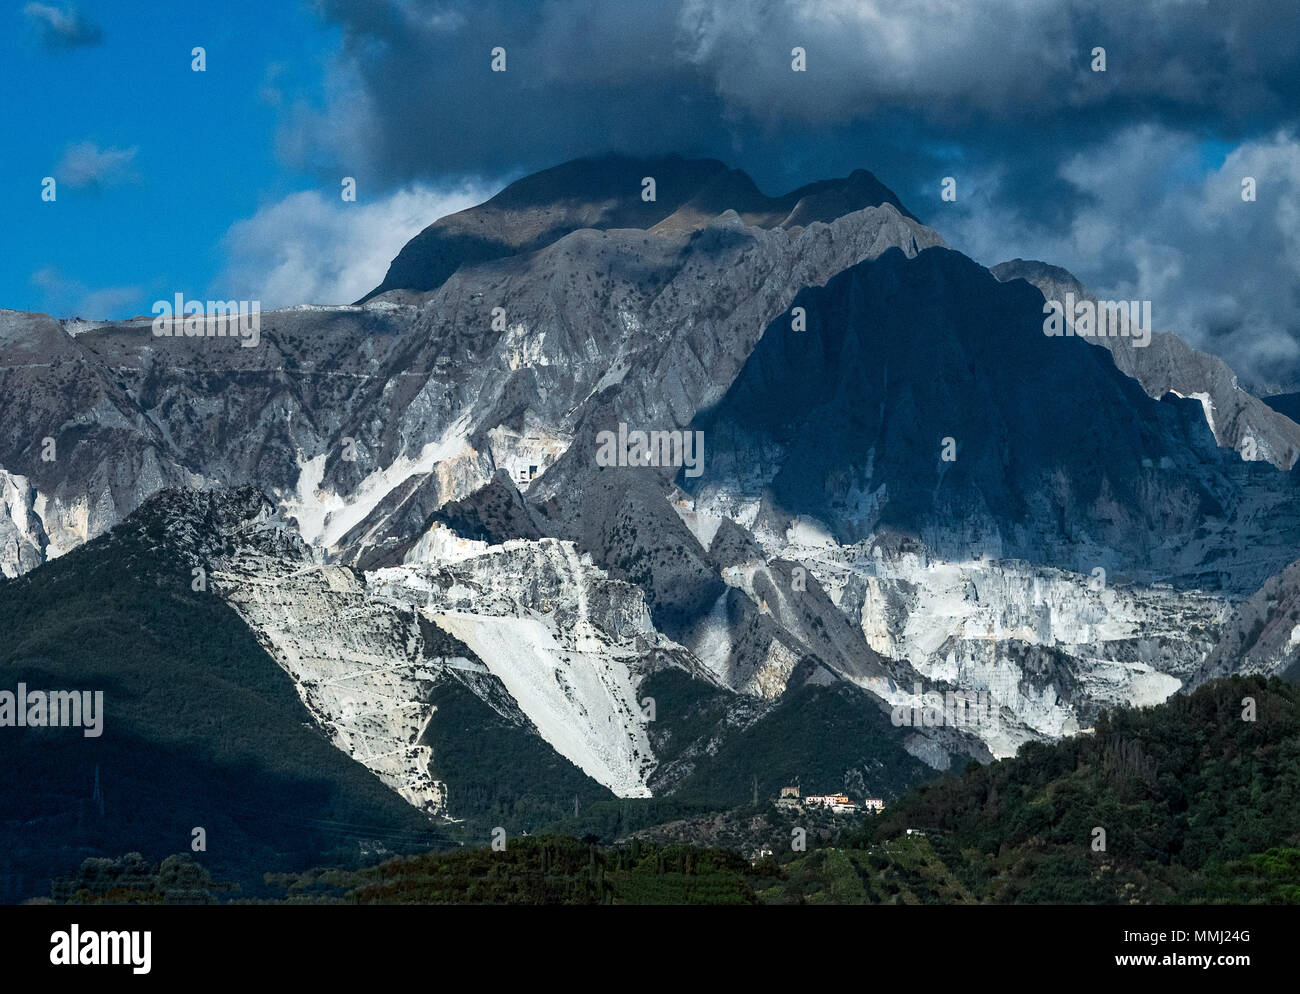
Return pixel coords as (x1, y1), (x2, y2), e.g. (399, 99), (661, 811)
(372, 536), (708, 797)
(404, 522), (491, 564)
(103, 486), (448, 816)
(777, 539), (1228, 756)
(434, 611), (651, 795)
(210, 541), (450, 816)
(8, 156), (1300, 824)
(484, 422), (569, 492)
(0, 469), (48, 578)
(196, 488), (708, 811)
(684, 588), (800, 699)
(284, 417), (478, 550)
(675, 543), (1022, 761)
(0, 465), (143, 579)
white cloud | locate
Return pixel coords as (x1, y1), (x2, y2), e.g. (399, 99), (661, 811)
(30, 267), (140, 319)
(941, 126), (1300, 390)
(676, 0), (1075, 121)
(259, 62), (286, 107)
(23, 2), (101, 49)
(57, 142), (138, 189)
(214, 181), (495, 309)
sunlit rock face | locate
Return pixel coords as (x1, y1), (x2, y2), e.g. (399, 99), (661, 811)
(182, 488), (700, 809)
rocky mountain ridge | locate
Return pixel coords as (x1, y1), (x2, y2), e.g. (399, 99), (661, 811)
(4, 154), (1299, 827)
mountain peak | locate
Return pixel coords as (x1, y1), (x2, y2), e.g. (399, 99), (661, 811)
(360, 154), (916, 302)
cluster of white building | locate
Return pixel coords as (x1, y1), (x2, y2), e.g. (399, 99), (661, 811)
(776, 786), (884, 815)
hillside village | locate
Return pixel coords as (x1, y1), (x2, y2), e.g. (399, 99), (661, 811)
(776, 785), (885, 816)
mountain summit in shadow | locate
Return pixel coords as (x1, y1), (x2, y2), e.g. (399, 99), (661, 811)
(360, 153), (916, 302)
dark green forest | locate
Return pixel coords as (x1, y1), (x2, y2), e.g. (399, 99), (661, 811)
(35, 675), (1300, 905)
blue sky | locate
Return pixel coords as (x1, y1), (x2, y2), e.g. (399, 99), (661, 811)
(1, 1), (336, 317)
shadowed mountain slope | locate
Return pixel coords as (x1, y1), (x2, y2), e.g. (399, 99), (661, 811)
(363, 153), (917, 301)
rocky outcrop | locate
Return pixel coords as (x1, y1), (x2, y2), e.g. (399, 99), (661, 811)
(1192, 557), (1300, 686)
(992, 258), (1300, 470)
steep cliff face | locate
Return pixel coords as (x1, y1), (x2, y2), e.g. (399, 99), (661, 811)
(992, 258), (1300, 470)
(0, 159), (942, 579)
(199, 495), (698, 807)
(811, 546), (1227, 753)
(681, 246), (1300, 593)
(1193, 556), (1300, 686)
(652, 481), (1235, 761)
(0, 469), (49, 577)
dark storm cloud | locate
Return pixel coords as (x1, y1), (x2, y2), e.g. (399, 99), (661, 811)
(275, 0), (1300, 386)
(287, 0), (1300, 191)
(283, 0), (721, 185)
